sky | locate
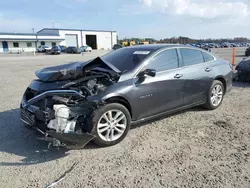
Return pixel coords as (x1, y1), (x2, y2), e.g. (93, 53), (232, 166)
(1, 0), (250, 39)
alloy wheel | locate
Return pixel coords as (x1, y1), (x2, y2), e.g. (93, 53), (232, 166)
(211, 85), (223, 106)
(97, 110), (127, 142)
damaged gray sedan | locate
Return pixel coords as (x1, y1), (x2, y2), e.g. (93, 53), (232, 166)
(20, 44), (233, 149)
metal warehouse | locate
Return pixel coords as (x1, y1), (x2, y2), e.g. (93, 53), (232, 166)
(0, 28), (117, 53)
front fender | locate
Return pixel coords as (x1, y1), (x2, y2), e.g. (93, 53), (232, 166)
(87, 92), (130, 103)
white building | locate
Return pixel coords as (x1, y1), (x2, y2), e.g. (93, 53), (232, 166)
(0, 32), (64, 53)
(0, 28), (117, 53)
(38, 28), (117, 50)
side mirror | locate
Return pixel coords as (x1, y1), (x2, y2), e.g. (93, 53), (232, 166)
(138, 69), (156, 77)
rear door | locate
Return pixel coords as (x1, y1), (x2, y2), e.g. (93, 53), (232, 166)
(178, 48), (215, 105)
(132, 48), (185, 119)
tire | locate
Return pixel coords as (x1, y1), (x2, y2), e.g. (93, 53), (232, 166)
(203, 80), (224, 110)
(86, 103), (131, 147)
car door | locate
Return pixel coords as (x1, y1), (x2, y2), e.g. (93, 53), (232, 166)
(178, 48), (215, 106)
(131, 48), (185, 120)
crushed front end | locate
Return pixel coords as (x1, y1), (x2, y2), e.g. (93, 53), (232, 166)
(20, 58), (120, 149)
(20, 89), (99, 149)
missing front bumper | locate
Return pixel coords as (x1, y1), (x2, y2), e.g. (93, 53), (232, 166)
(46, 131), (95, 149)
(20, 115), (95, 149)
(20, 89), (98, 149)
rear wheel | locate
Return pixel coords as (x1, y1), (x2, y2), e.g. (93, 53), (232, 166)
(86, 103), (131, 147)
(203, 80), (224, 110)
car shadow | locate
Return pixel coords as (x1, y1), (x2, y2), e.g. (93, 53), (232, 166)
(0, 109), (70, 166)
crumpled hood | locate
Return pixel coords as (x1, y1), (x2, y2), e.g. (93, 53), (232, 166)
(35, 57), (121, 82)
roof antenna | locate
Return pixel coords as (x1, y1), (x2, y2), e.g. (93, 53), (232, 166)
(52, 20), (55, 28)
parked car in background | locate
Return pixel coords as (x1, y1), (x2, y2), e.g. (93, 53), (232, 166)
(245, 47), (250, 56)
(66, 46), (81, 54)
(59, 45), (68, 53)
(20, 44), (233, 149)
(201, 45), (209, 51)
(80, 45), (92, 52)
(37, 45), (52, 52)
(212, 43), (219, 48)
(208, 43), (215, 48)
(220, 42), (231, 48)
(235, 57), (250, 82)
(112, 44), (123, 50)
(230, 43), (239, 47)
(49, 46), (61, 55)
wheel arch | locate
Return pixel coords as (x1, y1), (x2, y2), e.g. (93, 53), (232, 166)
(214, 76), (227, 92)
(105, 96), (132, 119)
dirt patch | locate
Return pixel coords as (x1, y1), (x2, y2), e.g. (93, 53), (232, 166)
(213, 120), (232, 129)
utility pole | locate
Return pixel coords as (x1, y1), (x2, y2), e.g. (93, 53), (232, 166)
(32, 28), (35, 34)
(52, 20), (55, 28)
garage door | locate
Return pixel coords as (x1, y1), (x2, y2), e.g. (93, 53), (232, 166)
(65, 34), (77, 47)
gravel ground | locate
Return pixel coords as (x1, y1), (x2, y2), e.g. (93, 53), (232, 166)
(0, 48), (249, 188)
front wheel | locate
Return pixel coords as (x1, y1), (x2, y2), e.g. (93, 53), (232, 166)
(86, 103), (131, 147)
(203, 80), (224, 110)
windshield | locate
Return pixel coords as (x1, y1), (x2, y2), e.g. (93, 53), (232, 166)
(100, 48), (153, 72)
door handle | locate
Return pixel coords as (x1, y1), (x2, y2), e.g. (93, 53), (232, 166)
(174, 74), (183, 79)
(205, 68), (211, 72)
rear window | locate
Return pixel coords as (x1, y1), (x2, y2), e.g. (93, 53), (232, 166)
(180, 48), (205, 66)
(202, 52), (215, 62)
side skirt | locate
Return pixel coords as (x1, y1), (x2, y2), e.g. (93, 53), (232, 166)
(131, 101), (205, 125)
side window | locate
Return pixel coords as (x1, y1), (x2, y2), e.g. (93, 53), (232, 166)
(146, 49), (179, 72)
(203, 52), (214, 62)
(180, 48), (204, 66)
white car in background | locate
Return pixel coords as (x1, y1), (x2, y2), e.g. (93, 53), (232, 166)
(37, 45), (52, 52)
(80, 45), (92, 52)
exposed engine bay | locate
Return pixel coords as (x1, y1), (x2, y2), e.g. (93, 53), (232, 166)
(20, 57), (120, 149)
(66, 71), (112, 97)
